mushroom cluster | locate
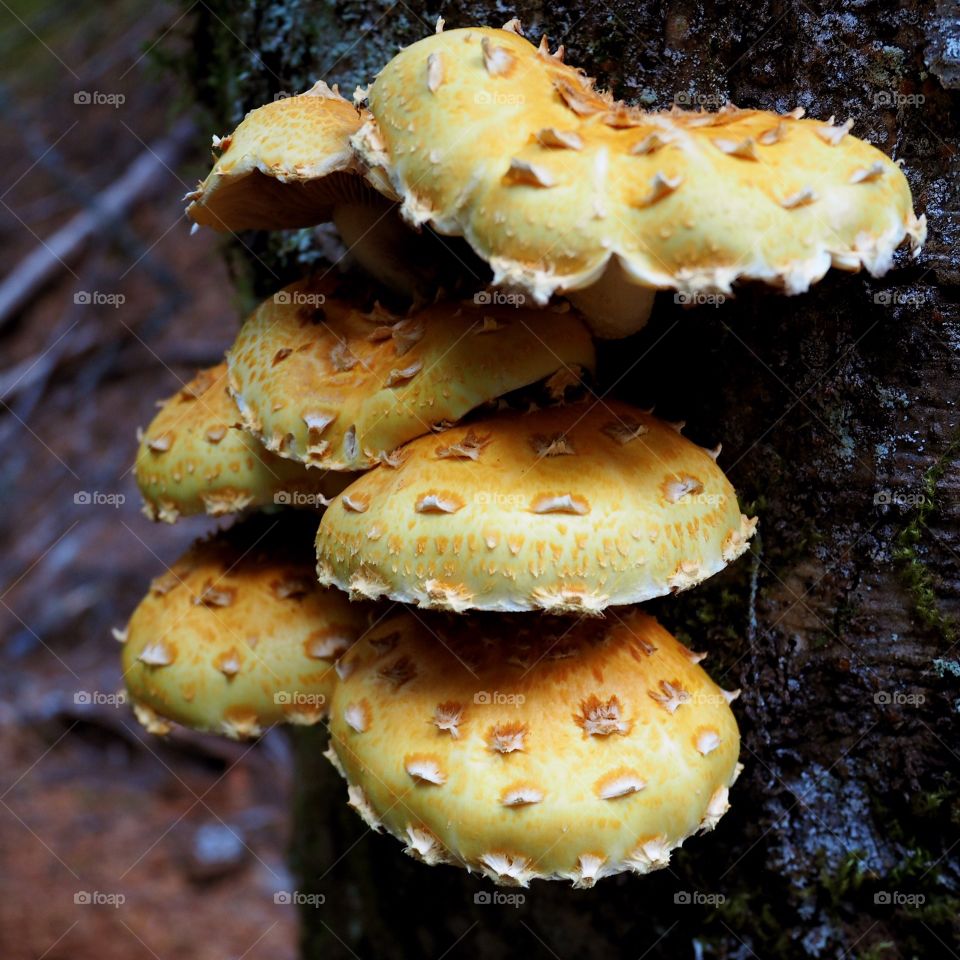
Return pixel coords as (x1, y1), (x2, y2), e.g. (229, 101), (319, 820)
(120, 18), (923, 887)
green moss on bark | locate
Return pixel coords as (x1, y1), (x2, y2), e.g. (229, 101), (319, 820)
(893, 431), (960, 644)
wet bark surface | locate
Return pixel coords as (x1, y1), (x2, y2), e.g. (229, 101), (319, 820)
(183, 2), (960, 957)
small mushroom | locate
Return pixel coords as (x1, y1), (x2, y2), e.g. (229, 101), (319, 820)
(184, 83), (444, 298)
(122, 516), (367, 739)
(134, 363), (349, 524)
(226, 276), (595, 472)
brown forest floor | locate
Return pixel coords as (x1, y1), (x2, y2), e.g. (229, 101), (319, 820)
(0, 2), (296, 957)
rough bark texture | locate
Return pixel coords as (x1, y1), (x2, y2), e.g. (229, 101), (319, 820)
(181, 2), (959, 957)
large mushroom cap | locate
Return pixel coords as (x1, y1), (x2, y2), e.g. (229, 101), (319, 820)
(186, 82), (371, 232)
(327, 607), (742, 886)
(227, 275), (595, 472)
(354, 24), (926, 337)
(315, 400), (756, 613)
(135, 364), (351, 523)
(122, 517), (370, 739)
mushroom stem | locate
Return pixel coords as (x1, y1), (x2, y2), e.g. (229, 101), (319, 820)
(332, 198), (442, 300)
(565, 258), (657, 338)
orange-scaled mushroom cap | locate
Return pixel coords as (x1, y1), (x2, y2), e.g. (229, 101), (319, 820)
(328, 607), (742, 886)
(186, 82), (370, 231)
(227, 275), (595, 471)
(316, 400), (756, 613)
(135, 364), (351, 522)
(121, 517), (371, 739)
(353, 23), (926, 337)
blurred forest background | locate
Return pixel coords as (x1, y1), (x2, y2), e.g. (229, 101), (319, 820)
(0, 1), (958, 959)
(0, 2), (296, 957)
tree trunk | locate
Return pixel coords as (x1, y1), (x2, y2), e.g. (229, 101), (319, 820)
(184, 2), (960, 957)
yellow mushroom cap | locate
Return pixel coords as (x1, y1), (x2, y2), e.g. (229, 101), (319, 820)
(327, 607), (742, 886)
(315, 400), (756, 613)
(186, 82), (370, 232)
(354, 24), (926, 337)
(135, 364), (351, 523)
(226, 275), (595, 472)
(122, 517), (371, 739)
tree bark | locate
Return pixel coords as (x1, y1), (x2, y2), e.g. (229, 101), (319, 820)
(185, 2), (960, 957)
